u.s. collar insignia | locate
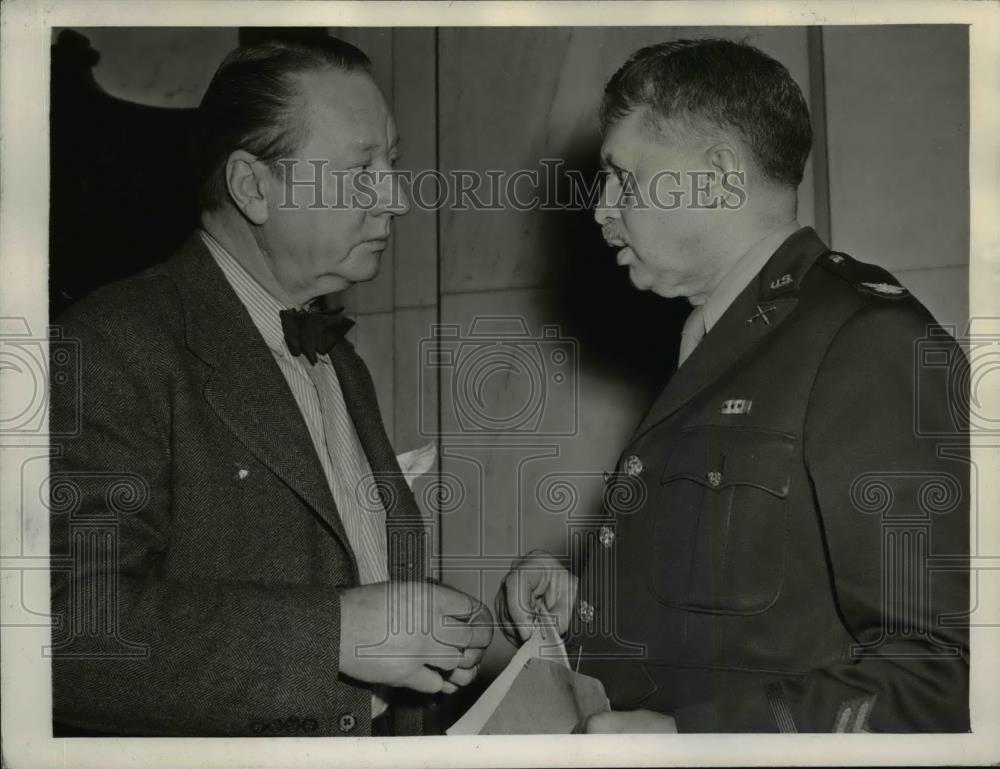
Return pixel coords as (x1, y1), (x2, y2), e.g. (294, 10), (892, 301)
(828, 254), (845, 264)
(770, 274), (793, 290)
(861, 281), (906, 296)
(721, 398), (753, 415)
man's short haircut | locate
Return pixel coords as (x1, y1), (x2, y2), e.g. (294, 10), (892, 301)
(195, 36), (371, 212)
(600, 38), (812, 188)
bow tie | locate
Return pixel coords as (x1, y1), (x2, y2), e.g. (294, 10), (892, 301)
(279, 304), (356, 364)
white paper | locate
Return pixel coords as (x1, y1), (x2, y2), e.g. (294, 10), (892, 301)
(447, 621), (569, 735)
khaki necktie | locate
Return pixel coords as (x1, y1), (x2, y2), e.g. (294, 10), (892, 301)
(677, 305), (707, 367)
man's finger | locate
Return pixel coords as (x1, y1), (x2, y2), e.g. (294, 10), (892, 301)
(504, 579), (536, 635)
(420, 642), (464, 671)
(447, 664), (479, 688)
(456, 645), (484, 668)
(583, 711), (618, 733)
(543, 570), (563, 613)
(495, 581), (523, 647)
(433, 585), (484, 620)
(435, 617), (493, 650)
(401, 665), (445, 694)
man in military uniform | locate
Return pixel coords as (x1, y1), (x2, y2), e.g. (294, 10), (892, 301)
(498, 38), (969, 733)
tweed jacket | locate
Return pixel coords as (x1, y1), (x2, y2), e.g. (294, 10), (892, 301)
(49, 234), (430, 737)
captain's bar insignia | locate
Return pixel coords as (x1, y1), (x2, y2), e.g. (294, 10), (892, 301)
(721, 399), (753, 415)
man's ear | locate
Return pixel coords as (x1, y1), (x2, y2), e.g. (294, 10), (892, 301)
(225, 150), (271, 225)
(704, 141), (740, 179)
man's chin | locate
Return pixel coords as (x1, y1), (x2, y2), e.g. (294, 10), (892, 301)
(335, 252), (382, 286)
(626, 264), (655, 292)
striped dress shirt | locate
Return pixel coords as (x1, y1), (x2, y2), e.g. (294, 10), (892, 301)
(201, 229), (389, 716)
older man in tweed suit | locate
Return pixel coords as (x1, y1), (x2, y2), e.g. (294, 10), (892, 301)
(49, 36), (491, 737)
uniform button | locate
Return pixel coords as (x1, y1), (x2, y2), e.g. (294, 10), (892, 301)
(598, 526), (615, 548)
(622, 455), (643, 477)
(578, 599), (595, 624)
(707, 470), (723, 488)
(302, 716), (318, 733)
(338, 713), (357, 733)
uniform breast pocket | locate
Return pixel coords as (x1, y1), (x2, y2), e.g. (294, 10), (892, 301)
(649, 427), (795, 615)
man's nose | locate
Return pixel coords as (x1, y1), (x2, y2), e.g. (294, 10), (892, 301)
(594, 175), (621, 225)
(594, 203), (620, 226)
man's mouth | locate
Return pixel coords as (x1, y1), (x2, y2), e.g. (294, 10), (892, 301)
(363, 230), (391, 246)
(601, 222), (627, 248)
(616, 246), (635, 266)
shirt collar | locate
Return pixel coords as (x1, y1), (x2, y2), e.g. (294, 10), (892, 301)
(699, 220), (801, 334)
(200, 229), (291, 359)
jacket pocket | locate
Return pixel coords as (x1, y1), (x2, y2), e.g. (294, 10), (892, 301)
(649, 426), (795, 615)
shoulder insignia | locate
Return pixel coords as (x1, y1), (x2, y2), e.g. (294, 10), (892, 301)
(820, 251), (910, 300)
(860, 281), (907, 297)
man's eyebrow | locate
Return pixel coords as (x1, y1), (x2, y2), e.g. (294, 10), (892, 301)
(347, 139), (400, 155)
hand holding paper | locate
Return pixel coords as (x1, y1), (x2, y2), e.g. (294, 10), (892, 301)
(339, 581), (493, 695)
(496, 550), (578, 645)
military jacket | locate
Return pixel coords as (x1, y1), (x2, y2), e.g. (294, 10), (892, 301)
(569, 227), (970, 733)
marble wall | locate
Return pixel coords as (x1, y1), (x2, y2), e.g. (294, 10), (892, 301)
(823, 25), (969, 332)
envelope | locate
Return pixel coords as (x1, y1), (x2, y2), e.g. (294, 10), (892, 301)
(447, 623), (610, 735)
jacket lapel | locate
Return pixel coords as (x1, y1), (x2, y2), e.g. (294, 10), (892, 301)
(165, 235), (356, 560)
(630, 227), (830, 442)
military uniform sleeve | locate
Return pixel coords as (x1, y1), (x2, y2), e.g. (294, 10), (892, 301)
(50, 317), (359, 736)
(675, 300), (969, 733)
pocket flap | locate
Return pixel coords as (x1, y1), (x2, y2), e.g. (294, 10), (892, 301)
(659, 427), (795, 499)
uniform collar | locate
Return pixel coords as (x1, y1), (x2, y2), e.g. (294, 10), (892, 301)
(630, 225), (829, 443)
(699, 220), (801, 334)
